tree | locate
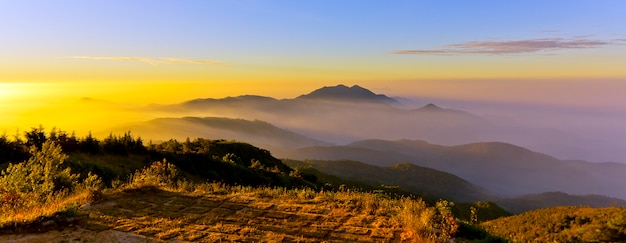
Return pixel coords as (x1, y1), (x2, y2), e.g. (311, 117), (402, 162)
(24, 125), (47, 149)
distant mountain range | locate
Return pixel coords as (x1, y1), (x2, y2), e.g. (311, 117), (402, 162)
(149, 84), (499, 145)
(145, 84), (620, 163)
(105, 84), (626, 205)
(284, 159), (626, 213)
(280, 139), (626, 200)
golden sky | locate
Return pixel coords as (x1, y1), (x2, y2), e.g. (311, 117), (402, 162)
(2, 1), (626, 137)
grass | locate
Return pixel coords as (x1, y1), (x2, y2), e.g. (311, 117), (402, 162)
(0, 140), (461, 242)
(482, 206), (626, 242)
(1, 176), (456, 242)
(0, 189), (94, 230)
(84, 181), (450, 242)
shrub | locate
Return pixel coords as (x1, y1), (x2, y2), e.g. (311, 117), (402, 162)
(0, 141), (103, 226)
(0, 141), (78, 203)
(127, 159), (179, 188)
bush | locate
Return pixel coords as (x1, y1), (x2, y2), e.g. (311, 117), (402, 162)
(0, 141), (77, 202)
(0, 141), (102, 216)
(127, 160), (179, 188)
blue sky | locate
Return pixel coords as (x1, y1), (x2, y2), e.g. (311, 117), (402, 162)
(1, 0), (625, 102)
(3, 1), (625, 60)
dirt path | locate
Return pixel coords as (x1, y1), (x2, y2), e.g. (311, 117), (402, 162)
(1, 187), (408, 242)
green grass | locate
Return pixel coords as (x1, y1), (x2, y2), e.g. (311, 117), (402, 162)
(482, 206), (626, 242)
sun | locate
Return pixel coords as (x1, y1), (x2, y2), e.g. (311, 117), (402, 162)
(0, 83), (30, 105)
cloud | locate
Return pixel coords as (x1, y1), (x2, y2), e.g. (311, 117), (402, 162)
(68, 56), (222, 65)
(392, 37), (616, 55)
(538, 30), (560, 34)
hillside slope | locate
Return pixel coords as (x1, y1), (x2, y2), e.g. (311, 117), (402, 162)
(284, 159), (490, 202)
(482, 206), (626, 242)
(494, 192), (626, 214)
(111, 117), (329, 150)
(282, 139), (626, 200)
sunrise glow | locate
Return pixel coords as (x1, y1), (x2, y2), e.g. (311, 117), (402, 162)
(1, 0), (625, 139)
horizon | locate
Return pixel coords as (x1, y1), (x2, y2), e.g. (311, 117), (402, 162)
(2, 82), (626, 164)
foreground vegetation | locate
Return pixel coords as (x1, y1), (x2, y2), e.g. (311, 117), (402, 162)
(0, 141), (102, 228)
(483, 206), (626, 242)
(0, 128), (469, 242)
(2, 127), (624, 242)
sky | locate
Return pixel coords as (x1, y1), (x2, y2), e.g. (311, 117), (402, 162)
(1, 1), (626, 143)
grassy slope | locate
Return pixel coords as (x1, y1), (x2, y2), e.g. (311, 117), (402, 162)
(283, 159), (489, 203)
(482, 206), (626, 242)
(494, 191), (626, 214)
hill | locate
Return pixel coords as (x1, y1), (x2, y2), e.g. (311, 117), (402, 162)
(482, 206), (626, 242)
(110, 116), (328, 150)
(494, 191), (626, 214)
(284, 159), (489, 202)
(0, 130), (470, 242)
(281, 139), (626, 200)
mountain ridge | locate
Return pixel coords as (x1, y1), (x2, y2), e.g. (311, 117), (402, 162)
(109, 116), (329, 150)
(281, 139), (626, 200)
(296, 84), (399, 105)
(283, 159), (489, 202)
(494, 191), (626, 213)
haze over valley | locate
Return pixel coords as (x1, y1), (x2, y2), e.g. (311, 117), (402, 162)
(4, 83), (626, 202)
(95, 84), (626, 201)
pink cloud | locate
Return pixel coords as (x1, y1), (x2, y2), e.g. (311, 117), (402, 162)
(392, 37), (616, 55)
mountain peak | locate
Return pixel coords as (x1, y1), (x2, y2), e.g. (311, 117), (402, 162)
(416, 103), (443, 111)
(297, 84), (398, 104)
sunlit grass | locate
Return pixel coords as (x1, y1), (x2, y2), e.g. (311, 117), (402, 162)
(0, 141), (458, 242)
(0, 190), (92, 228)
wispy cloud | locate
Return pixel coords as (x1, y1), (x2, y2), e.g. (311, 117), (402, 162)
(68, 56), (222, 65)
(538, 30), (560, 34)
(392, 37), (618, 55)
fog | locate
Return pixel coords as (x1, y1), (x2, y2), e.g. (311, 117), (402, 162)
(397, 96), (626, 162)
(128, 93), (626, 164)
(3, 83), (625, 164)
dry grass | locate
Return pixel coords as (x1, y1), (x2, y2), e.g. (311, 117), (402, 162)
(0, 189), (93, 228)
(1, 160), (457, 242)
(66, 182), (450, 242)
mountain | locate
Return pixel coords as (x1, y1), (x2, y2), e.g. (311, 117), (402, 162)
(296, 84), (399, 105)
(111, 84), (626, 201)
(415, 103), (443, 111)
(149, 85), (493, 145)
(283, 159), (490, 202)
(494, 192), (626, 214)
(130, 84), (626, 163)
(279, 139), (626, 200)
(110, 117), (329, 150)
